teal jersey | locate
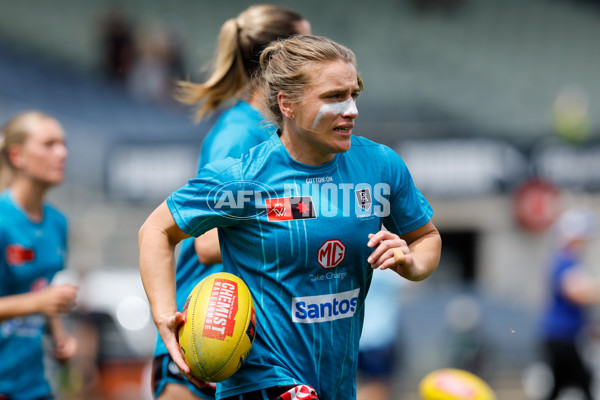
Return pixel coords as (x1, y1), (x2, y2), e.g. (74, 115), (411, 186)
(167, 133), (432, 400)
(0, 189), (67, 399)
(154, 100), (274, 358)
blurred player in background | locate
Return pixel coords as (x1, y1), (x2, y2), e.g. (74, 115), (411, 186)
(539, 207), (600, 400)
(357, 269), (405, 400)
(139, 35), (441, 400)
(0, 111), (78, 399)
(151, 5), (310, 400)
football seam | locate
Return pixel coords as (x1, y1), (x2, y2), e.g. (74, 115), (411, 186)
(211, 287), (252, 381)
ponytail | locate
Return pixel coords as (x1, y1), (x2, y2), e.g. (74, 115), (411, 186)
(176, 4), (306, 122)
(175, 18), (247, 121)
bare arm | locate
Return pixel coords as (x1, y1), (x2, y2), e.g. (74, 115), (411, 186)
(367, 220), (442, 281)
(139, 200), (188, 344)
(48, 316), (77, 362)
(0, 284), (78, 322)
(561, 268), (600, 306)
(138, 200), (205, 387)
(194, 228), (222, 266)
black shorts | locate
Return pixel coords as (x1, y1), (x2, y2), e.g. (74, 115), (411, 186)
(221, 384), (319, 400)
(152, 354), (216, 399)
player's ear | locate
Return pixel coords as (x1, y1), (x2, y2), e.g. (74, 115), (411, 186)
(8, 144), (25, 170)
(277, 92), (295, 120)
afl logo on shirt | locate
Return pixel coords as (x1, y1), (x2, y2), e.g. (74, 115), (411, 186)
(317, 240), (346, 269)
(5, 245), (35, 266)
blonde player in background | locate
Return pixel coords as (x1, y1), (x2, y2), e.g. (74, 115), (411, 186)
(0, 111), (78, 399)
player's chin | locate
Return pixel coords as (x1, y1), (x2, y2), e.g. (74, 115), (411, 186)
(331, 137), (352, 153)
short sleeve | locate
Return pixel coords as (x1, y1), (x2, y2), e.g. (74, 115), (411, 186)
(380, 145), (433, 235)
(167, 158), (247, 237)
(200, 122), (269, 168)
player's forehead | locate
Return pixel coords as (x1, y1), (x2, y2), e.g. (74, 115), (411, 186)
(304, 60), (359, 93)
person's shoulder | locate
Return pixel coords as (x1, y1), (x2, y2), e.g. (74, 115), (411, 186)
(0, 191), (14, 219)
(235, 133), (279, 168)
(0, 190), (10, 207)
(44, 203), (67, 225)
(205, 102), (273, 148)
(199, 137), (275, 181)
(218, 101), (268, 128)
(350, 135), (399, 158)
(351, 135), (380, 146)
(0, 192), (10, 225)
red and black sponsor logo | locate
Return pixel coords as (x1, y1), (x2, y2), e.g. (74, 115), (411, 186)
(265, 196), (316, 221)
(5, 244), (35, 266)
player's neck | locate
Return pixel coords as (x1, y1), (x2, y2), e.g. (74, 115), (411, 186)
(245, 87), (266, 115)
(10, 178), (48, 221)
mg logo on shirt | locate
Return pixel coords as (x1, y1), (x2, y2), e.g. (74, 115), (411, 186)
(292, 289), (360, 323)
(317, 239), (346, 269)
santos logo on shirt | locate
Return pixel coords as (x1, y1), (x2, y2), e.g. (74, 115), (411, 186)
(292, 288), (360, 323)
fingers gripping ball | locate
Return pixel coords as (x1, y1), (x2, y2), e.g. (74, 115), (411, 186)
(178, 272), (257, 382)
(419, 368), (496, 400)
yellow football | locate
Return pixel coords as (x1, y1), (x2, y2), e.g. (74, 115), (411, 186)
(178, 272), (256, 382)
(419, 368), (496, 400)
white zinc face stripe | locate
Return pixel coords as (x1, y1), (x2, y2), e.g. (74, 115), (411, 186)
(311, 98), (358, 130)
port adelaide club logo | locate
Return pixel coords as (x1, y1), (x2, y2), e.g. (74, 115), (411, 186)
(355, 188), (372, 211)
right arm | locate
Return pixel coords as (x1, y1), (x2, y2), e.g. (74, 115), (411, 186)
(0, 284), (77, 322)
(138, 201), (197, 378)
